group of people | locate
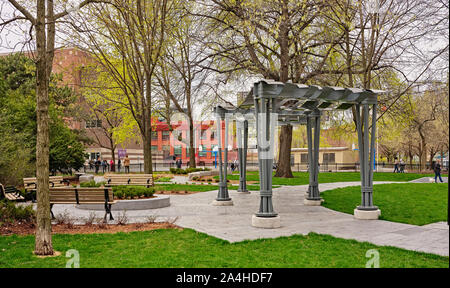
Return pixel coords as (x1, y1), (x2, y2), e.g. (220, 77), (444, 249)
(394, 157), (445, 183)
(393, 158), (405, 173)
(86, 154), (131, 174)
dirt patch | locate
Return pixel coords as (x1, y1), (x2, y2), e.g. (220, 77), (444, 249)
(193, 176), (258, 185)
(35, 251), (62, 258)
(156, 190), (199, 195)
(0, 222), (180, 236)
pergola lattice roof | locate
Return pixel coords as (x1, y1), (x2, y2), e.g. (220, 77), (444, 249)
(216, 79), (385, 125)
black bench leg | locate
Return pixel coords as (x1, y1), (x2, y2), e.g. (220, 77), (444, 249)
(50, 204), (55, 220)
(108, 204), (114, 220)
(104, 203), (113, 222)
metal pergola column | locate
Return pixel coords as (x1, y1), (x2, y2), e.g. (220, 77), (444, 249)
(215, 111), (231, 202)
(306, 110), (321, 201)
(237, 119), (249, 193)
(355, 103), (378, 211)
(254, 88), (277, 218)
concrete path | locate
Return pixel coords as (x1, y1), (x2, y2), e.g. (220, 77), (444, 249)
(409, 176), (448, 183)
(48, 181), (449, 256)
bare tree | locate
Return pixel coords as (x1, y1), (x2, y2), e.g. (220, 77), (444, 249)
(156, 1), (216, 168)
(67, 0), (174, 174)
(195, 0), (347, 177)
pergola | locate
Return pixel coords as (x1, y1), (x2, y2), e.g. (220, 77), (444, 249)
(212, 80), (385, 228)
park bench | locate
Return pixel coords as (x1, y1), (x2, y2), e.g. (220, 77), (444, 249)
(23, 176), (69, 202)
(105, 174), (154, 188)
(0, 184), (25, 201)
(49, 187), (116, 222)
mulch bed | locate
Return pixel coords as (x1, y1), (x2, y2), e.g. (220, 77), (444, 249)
(0, 222), (180, 236)
(157, 190), (198, 195)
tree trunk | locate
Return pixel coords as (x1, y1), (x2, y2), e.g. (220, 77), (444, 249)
(188, 118), (196, 168)
(273, 0), (293, 178)
(34, 0), (53, 256)
(143, 104), (153, 174)
(110, 138), (116, 172)
(275, 124), (293, 178)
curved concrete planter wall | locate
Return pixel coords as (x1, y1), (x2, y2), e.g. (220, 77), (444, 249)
(188, 170), (220, 180)
(76, 195), (170, 211)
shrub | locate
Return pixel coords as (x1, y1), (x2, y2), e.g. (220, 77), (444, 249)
(0, 200), (35, 225)
(116, 210), (128, 225)
(112, 186), (155, 200)
(84, 212), (97, 226)
(80, 180), (104, 187)
(155, 176), (172, 182)
(207, 178), (212, 182)
(145, 215), (157, 223)
(170, 167), (210, 175)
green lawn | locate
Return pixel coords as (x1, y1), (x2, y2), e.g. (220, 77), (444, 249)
(220, 171), (436, 186)
(321, 183), (448, 225)
(0, 229), (447, 268)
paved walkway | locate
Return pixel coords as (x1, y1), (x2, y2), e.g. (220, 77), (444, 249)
(409, 176), (448, 183)
(49, 181), (449, 256)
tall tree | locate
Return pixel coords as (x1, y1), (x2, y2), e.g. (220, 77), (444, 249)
(197, 0), (345, 177)
(0, 0), (102, 255)
(156, 0), (215, 168)
(69, 0), (174, 174)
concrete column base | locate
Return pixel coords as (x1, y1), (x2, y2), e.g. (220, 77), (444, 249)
(251, 215), (281, 229)
(212, 199), (233, 206)
(236, 190), (250, 194)
(354, 208), (381, 220)
(303, 198), (322, 206)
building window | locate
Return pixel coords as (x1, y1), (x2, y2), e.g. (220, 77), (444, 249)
(186, 147), (190, 157)
(290, 155), (295, 166)
(162, 131), (170, 141)
(162, 145), (170, 151)
(323, 153), (335, 163)
(301, 153), (308, 163)
(85, 119), (101, 128)
(199, 145), (207, 157)
(200, 129), (207, 140)
(151, 131), (158, 140)
(174, 145), (182, 157)
(151, 145), (158, 151)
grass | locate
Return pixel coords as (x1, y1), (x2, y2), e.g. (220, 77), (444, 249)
(154, 176), (173, 182)
(0, 229), (447, 268)
(218, 171), (436, 186)
(321, 183), (448, 226)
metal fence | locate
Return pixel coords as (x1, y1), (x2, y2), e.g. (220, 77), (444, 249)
(77, 161), (448, 174)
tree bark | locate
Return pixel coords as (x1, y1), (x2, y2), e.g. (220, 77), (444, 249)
(188, 117), (196, 168)
(143, 103), (153, 174)
(274, 0), (293, 178)
(275, 124), (293, 178)
(34, 0), (53, 256)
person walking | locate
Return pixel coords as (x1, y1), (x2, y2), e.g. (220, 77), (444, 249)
(118, 158), (122, 172)
(94, 157), (101, 174)
(434, 159), (444, 183)
(399, 159), (405, 173)
(176, 158), (182, 169)
(102, 159), (107, 173)
(110, 159), (115, 172)
(124, 154), (130, 173)
(393, 157), (399, 173)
